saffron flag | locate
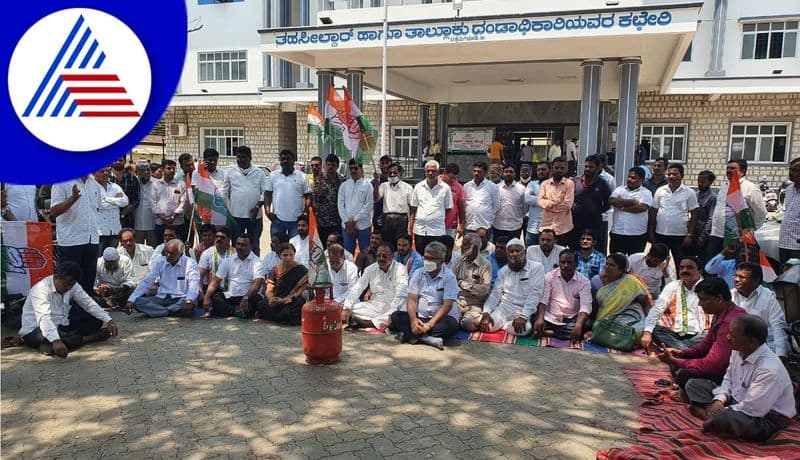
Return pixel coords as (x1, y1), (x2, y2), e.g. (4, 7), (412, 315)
(192, 162), (237, 228)
(740, 232), (778, 283)
(324, 86), (378, 163)
(1, 222), (54, 296)
(307, 105), (324, 138)
(723, 169), (757, 248)
(307, 207), (331, 287)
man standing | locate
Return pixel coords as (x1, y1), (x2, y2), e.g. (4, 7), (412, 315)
(779, 157), (800, 265)
(533, 249), (592, 343)
(487, 138), (504, 165)
(650, 163), (698, 270)
(175, 153), (195, 184)
(223, 146), (269, 252)
(526, 228), (566, 272)
(151, 159), (187, 245)
(524, 161), (550, 246)
(464, 161), (497, 235)
(408, 160), (453, 256)
(289, 214), (311, 267)
(569, 155), (611, 250)
(609, 167), (653, 255)
(643, 157), (668, 195)
(731, 262), (789, 358)
(537, 158), (574, 246)
(451, 234), (492, 332)
(694, 170), (717, 261)
(265, 149), (310, 249)
(477, 239), (544, 336)
(344, 242), (408, 329)
(191, 148), (226, 191)
(376, 162), (413, 245)
(4, 183), (38, 222)
(94, 167), (129, 253)
(440, 163), (467, 239)
(520, 142), (533, 165)
(492, 164), (527, 242)
(109, 156), (140, 230)
(547, 138), (562, 162)
(203, 234), (264, 318)
(629, 244), (677, 299)
(127, 239), (200, 318)
(117, 228), (154, 284)
(313, 154), (344, 245)
(50, 175), (101, 293)
(575, 230), (606, 280)
(338, 159), (373, 255)
(565, 138), (578, 175)
(395, 234), (423, 275)
(133, 160), (156, 246)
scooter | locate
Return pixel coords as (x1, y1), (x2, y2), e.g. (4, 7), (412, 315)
(760, 175), (780, 213)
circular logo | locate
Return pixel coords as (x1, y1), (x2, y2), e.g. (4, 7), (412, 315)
(8, 9), (151, 152)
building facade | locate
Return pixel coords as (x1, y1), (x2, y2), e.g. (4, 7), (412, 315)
(161, 0), (799, 186)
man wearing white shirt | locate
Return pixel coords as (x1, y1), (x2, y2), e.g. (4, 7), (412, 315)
(492, 165), (527, 242)
(375, 162), (413, 245)
(732, 262), (790, 358)
(19, 262), (118, 357)
(707, 160), (767, 261)
(343, 242), (408, 329)
(629, 244), (676, 299)
(684, 315), (796, 442)
(191, 148), (226, 192)
(222, 146), (269, 255)
(50, 175), (101, 293)
(133, 161), (157, 246)
(199, 227), (235, 295)
(265, 149), (311, 248)
(117, 228), (155, 284)
(327, 244), (359, 305)
(289, 214), (311, 267)
(337, 159), (373, 255)
(476, 239), (544, 336)
(641, 256), (708, 351)
(94, 247), (136, 308)
(408, 160), (453, 256)
(526, 229), (566, 272)
(150, 227), (178, 266)
(5, 183), (37, 221)
(649, 163), (698, 270)
(463, 161), (497, 233)
(203, 234), (264, 318)
(94, 167), (129, 254)
(127, 240), (200, 318)
(609, 167), (653, 255)
(150, 159), (187, 245)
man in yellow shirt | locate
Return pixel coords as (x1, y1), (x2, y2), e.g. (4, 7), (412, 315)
(487, 138), (504, 165)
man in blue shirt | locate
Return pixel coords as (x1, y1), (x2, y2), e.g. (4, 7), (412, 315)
(705, 241), (757, 289)
(487, 236), (509, 288)
(390, 241), (459, 349)
(394, 234), (423, 275)
(576, 230), (606, 279)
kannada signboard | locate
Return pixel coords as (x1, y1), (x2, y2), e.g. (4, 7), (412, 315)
(448, 128), (494, 153)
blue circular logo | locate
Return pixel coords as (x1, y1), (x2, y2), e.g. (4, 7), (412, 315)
(2, 0), (186, 184)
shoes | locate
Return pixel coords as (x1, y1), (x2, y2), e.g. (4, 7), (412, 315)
(38, 343), (54, 356)
(420, 335), (444, 350)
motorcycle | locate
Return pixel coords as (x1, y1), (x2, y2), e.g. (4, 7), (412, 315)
(760, 175), (780, 213)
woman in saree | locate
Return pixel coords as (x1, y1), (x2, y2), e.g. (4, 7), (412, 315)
(592, 253), (653, 348)
(258, 243), (309, 325)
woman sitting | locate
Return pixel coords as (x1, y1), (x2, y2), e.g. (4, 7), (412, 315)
(258, 243), (309, 325)
(591, 253), (652, 349)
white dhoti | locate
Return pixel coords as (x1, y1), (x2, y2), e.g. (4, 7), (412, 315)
(350, 301), (393, 329)
(486, 310), (532, 336)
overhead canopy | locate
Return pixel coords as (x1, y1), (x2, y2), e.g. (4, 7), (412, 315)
(259, 0), (702, 103)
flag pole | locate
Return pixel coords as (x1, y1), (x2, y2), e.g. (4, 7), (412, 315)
(379, 0), (388, 167)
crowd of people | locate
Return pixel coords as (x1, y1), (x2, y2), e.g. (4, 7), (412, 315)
(3, 146), (799, 443)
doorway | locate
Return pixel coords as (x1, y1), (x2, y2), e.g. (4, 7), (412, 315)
(513, 129), (563, 165)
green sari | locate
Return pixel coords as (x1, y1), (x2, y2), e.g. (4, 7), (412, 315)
(595, 274), (649, 322)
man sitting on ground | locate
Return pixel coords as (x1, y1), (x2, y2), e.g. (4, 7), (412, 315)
(199, 227), (234, 297)
(328, 244), (359, 305)
(355, 230), (382, 275)
(656, 278), (746, 401)
(289, 214), (311, 267)
(150, 227), (179, 265)
(127, 239), (200, 318)
(344, 242), (407, 329)
(575, 229), (606, 280)
(117, 228), (154, 284)
(705, 240), (747, 289)
(94, 247), (136, 308)
(526, 228), (566, 272)
(202, 234), (264, 318)
(395, 234), (423, 275)
(629, 243), (676, 299)
(452, 233), (492, 332)
(684, 315), (796, 442)
(731, 262), (790, 358)
(487, 235), (509, 287)
(533, 249), (592, 343)
(19, 261), (119, 357)
(476, 238), (544, 336)
(325, 233), (354, 262)
(641, 255), (708, 351)
(391, 241), (459, 349)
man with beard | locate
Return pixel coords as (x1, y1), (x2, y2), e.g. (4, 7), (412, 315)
(524, 162), (551, 246)
(176, 153), (195, 184)
(492, 164), (527, 242)
(151, 159), (187, 245)
(395, 234), (423, 275)
(476, 227), (495, 257)
(133, 160), (157, 246)
(478, 239), (544, 336)
(487, 235), (509, 287)
(629, 243), (677, 299)
(344, 242), (408, 329)
(264, 149), (310, 248)
(289, 214), (311, 267)
(533, 249), (592, 344)
(440, 163), (467, 239)
(203, 234), (264, 318)
(191, 148), (226, 191)
(643, 157), (668, 195)
(371, 155), (393, 231)
(464, 161), (498, 235)
(526, 228), (566, 272)
(355, 230), (382, 275)
(109, 156), (140, 230)
(223, 146), (269, 252)
(649, 163), (698, 270)
(93, 247), (136, 308)
(327, 244), (359, 305)
(538, 157), (574, 247)
(313, 154), (344, 245)
(641, 255), (709, 351)
(569, 155), (611, 251)
(693, 170), (716, 261)
(452, 233), (492, 332)
(198, 227), (234, 297)
(575, 230), (606, 280)
(609, 167), (653, 255)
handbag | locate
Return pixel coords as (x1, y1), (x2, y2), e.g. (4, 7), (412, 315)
(591, 309), (643, 352)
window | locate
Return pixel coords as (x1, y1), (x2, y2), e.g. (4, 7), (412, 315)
(392, 126), (419, 158)
(202, 128), (245, 157)
(741, 21), (797, 59)
(639, 123), (688, 162)
(729, 122), (791, 164)
(198, 51), (247, 82)
(682, 42), (692, 62)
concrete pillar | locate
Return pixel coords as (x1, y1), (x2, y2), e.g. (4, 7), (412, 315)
(578, 59), (602, 175)
(436, 104), (449, 163)
(417, 104), (430, 166)
(615, 58), (641, 187)
(706, 0), (727, 76)
(317, 69), (334, 156)
(346, 69), (365, 110)
(597, 101), (611, 157)
(298, 0), (312, 87)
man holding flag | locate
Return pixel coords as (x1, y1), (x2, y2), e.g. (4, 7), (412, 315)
(324, 86), (377, 165)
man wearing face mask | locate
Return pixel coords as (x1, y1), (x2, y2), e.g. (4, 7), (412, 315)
(452, 233), (492, 331)
(344, 242), (408, 329)
(391, 241), (459, 350)
(375, 163), (413, 245)
(477, 239), (544, 336)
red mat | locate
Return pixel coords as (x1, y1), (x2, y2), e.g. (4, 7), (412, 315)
(598, 368), (800, 460)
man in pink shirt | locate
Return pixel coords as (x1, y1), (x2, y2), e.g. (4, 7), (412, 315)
(440, 163), (466, 239)
(533, 249), (592, 344)
(537, 158), (574, 247)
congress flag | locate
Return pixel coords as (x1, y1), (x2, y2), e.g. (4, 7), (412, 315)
(1, 221), (54, 296)
(192, 161), (237, 227)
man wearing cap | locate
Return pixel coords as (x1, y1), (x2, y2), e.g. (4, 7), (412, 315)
(126, 239), (200, 318)
(133, 160), (157, 246)
(94, 247), (136, 308)
(475, 238), (544, 336)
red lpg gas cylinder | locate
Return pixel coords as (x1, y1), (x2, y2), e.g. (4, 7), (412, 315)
(301, 287), (343, 364)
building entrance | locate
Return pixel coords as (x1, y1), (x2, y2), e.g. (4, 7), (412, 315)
(513, 129), (563, 165)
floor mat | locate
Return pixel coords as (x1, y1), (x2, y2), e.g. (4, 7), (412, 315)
(453, 329), (649, 356)
(597, 368), (800, 460)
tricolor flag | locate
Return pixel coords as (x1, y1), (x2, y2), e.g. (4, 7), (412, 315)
(324, 86), (378, 163)
(307, 207), (331, 287)
(723, 169), (757, 248)
(740, 232), (778, 283)
(1, 222), (55, 297)
(191, 162), (237, 228)
(307, 105), (324, 139)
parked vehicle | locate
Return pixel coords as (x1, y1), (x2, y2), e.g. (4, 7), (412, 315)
(759, 175), (780, 213)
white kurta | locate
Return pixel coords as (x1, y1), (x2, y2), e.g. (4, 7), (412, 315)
(343, 260), (408, 328)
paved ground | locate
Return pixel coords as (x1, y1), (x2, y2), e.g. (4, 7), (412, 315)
(2, 313), (664, 459)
